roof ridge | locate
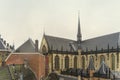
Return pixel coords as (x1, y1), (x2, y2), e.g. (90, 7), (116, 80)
(83, 32), (120, 42)
(44, 34), (77, 52)
(98, 61), (108, 74)
(28, 38), (35, 48)
(16, 38), (35, 50)
(45, 34), (76, 41)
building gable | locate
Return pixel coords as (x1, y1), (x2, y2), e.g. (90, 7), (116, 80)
(44, 35), (77, 52)
(15, 38), (35, 52)
(40, 35), (49, 53)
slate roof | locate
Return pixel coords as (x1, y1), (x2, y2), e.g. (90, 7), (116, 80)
(0, 39), (6, 50)
(93, 61), (120, 79)
(81, 32), (120, 51)
(94, 61), (111, 79)
(44, 35), (77, 52)
(87, 56), (95, 70)
(93, 61), (111, 79)
(44, 32), (120, 53)
(0, 37), (13, 52)
(96, 61), (109, 75)
(15, 38), (35, 52)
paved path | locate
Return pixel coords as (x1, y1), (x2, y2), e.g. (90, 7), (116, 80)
(0, 66), (11, 80)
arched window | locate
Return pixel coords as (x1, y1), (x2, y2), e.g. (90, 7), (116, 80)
(82, 56), (85, 69)
(42, 45), (47, 54)
(74, 56), (77, 68)
(111, 54), (115, 70)
(100, 55), (105, 64)
(65, 56), (69, 69)
(90, 56), (94, 64)
(55, 55), (60, 70)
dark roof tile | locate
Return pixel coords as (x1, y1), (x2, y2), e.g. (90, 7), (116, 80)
(44, 32), (120, 53)
(81, 32), (120, 51)
(15, 38), (35, 52)
(95, 61), (109, 75)
(44, 35), (76, 52)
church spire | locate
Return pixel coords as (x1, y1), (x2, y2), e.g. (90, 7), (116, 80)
(77, 11), (82, 43)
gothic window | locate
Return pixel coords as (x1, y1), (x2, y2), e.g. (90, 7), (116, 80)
(42, 45), (47, 54)
(90, 56), (94, 64)
(65, 56), (69, 69)
(82, 56), (85, 69)
(111, 54), (115, 70)
(100, 55), (105, 64)
(74, 56), (77, 68)
(117, 53), (119, 68)
(61, 58), (63, 70)
(55, 55), (60, 70)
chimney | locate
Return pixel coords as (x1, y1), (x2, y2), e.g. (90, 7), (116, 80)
(35, 40), (39, 52)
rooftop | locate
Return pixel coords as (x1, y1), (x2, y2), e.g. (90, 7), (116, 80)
(44, 32), (120, 53)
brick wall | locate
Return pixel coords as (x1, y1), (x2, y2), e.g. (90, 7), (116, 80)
(5, 53), (45, 80)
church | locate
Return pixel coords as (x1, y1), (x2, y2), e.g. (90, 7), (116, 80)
(40, 14), (120, 79)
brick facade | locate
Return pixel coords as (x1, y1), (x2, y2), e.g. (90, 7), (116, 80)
(5, 53), (45, 80)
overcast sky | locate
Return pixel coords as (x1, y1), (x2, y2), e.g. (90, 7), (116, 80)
(0, 0), (120, 48)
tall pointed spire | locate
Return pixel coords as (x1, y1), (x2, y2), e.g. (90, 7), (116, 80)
(77, 11), (82, 43)
(43, 26), (46, 36)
